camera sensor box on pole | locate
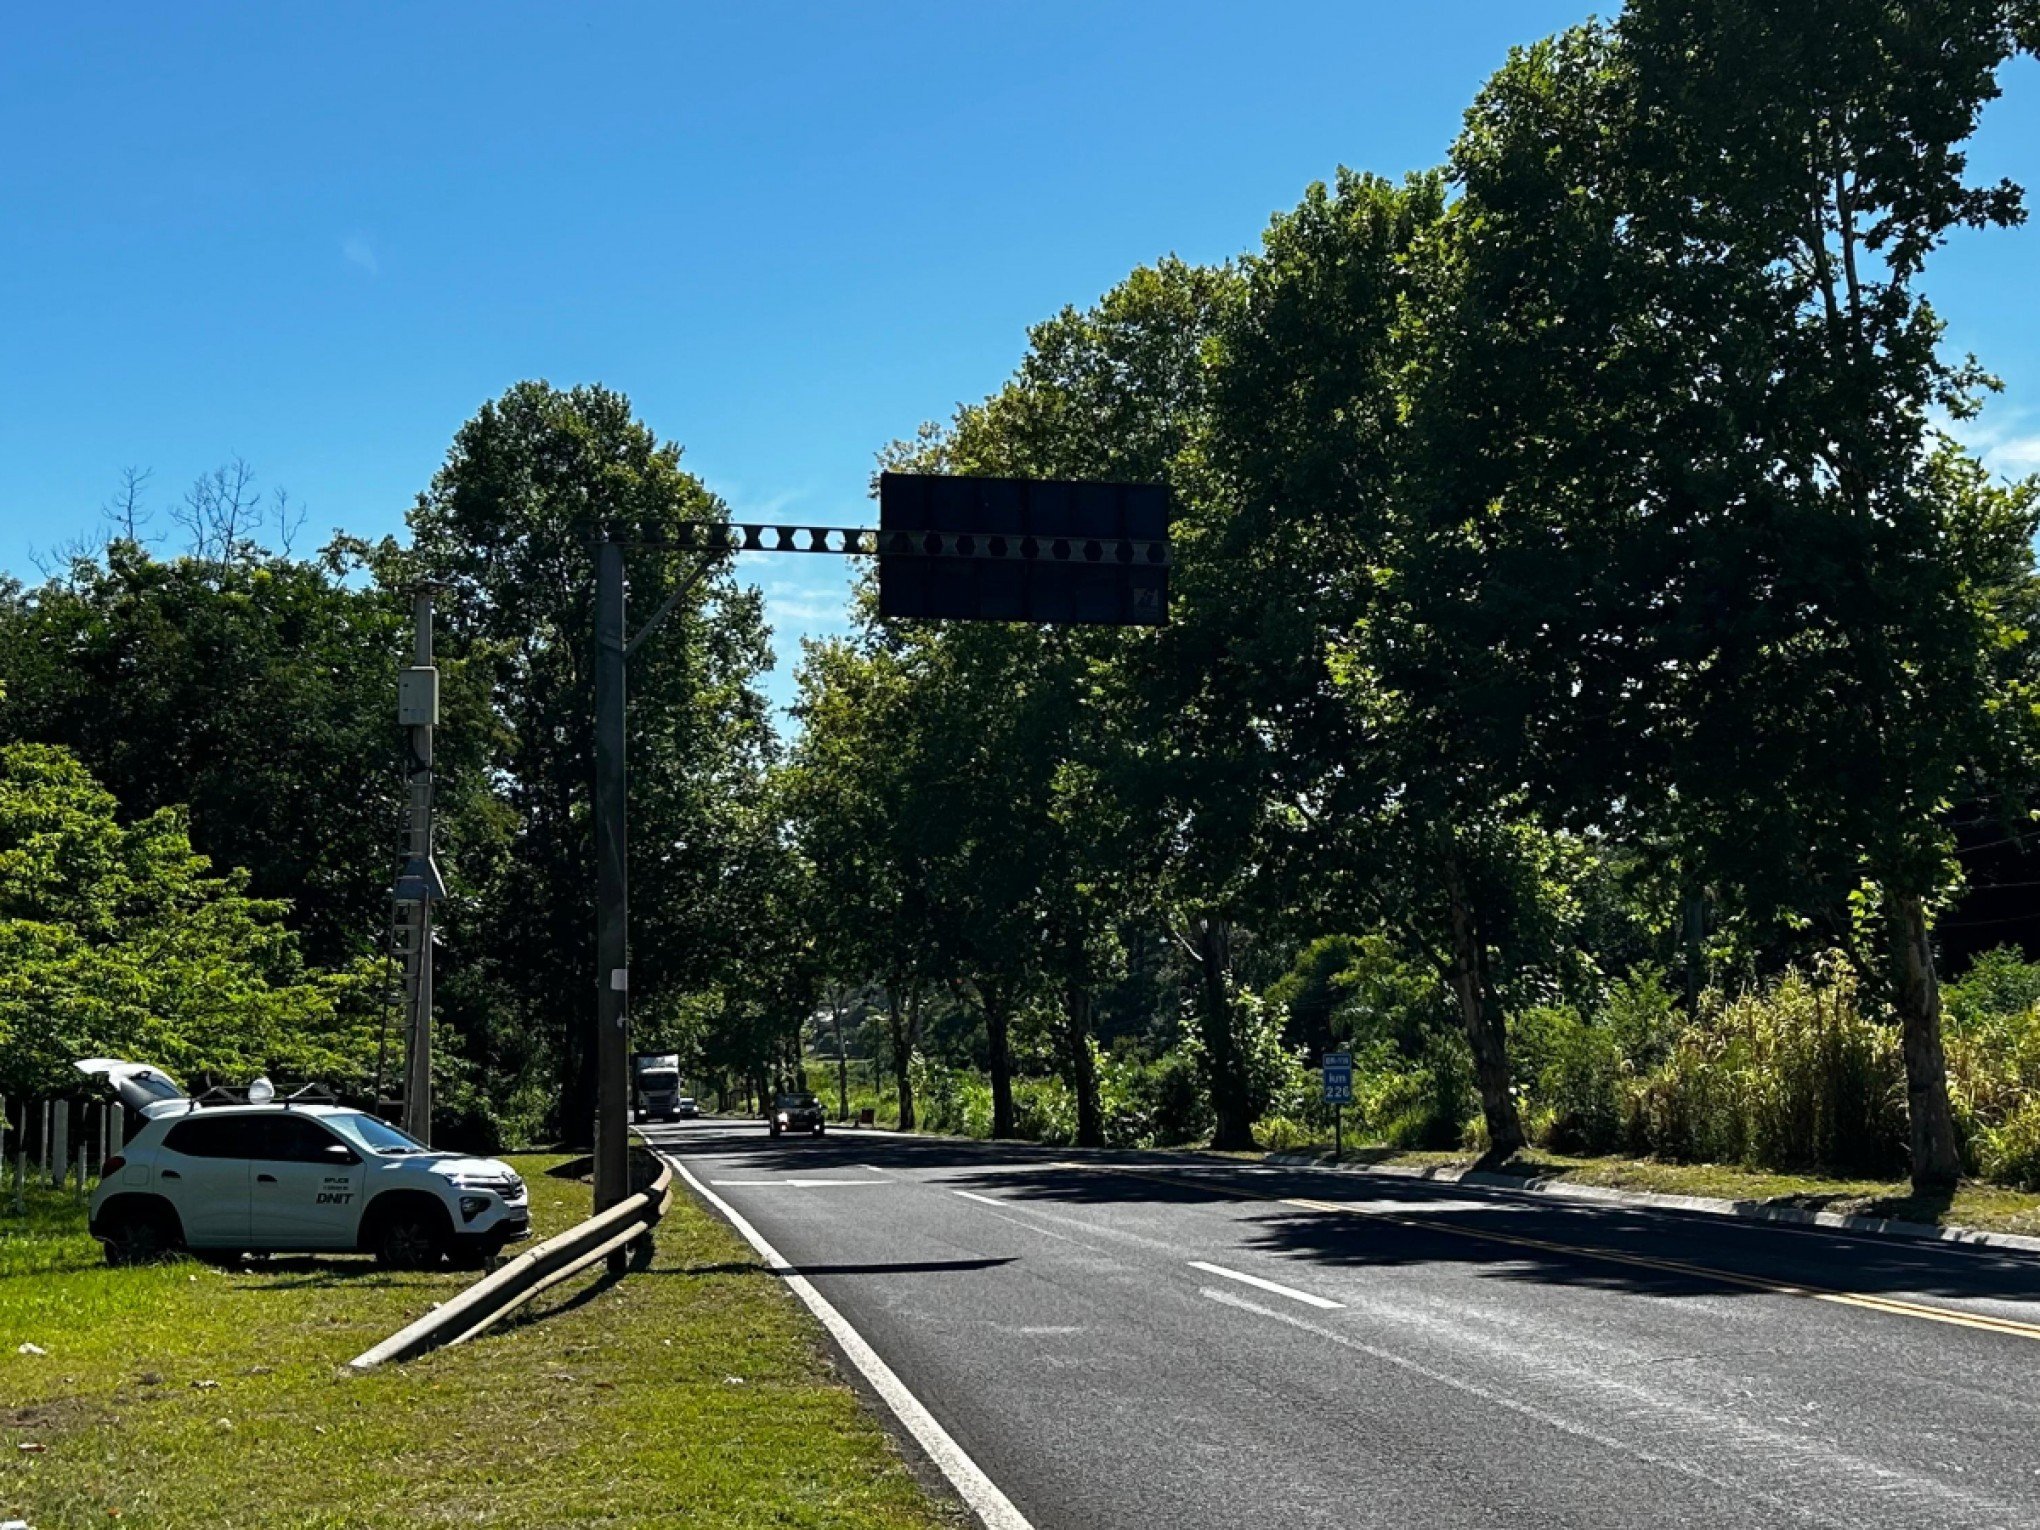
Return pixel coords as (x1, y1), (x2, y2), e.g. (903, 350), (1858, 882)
(398, 667), (439, 727)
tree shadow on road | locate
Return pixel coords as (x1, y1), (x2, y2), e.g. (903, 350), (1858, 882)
(943, 1158), (2040, 1311)
(655, 1124), (2040, 1309)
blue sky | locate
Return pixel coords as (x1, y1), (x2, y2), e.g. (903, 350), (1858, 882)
(4, 4), (2037, 714)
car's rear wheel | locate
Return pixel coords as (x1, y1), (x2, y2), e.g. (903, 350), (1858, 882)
(372, 1204), (448, 1270)
(101, 1201), (179, 1267)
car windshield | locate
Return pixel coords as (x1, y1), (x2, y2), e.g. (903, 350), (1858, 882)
(643, 1071), (678, 1087)
(328, 1112), (433, 1156)
(778, 1094), (817, 1108)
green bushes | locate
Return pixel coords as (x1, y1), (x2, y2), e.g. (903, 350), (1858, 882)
(1514, 1006), (1624, 1155)
(851, 947), (2040, 1188)
(906, 1055), (991, 1138)
(1097, 1047), (1211, 1147)
(1253, 1116), (1322, 1152)
(1010, 1077), (1074, 1144)
(1944, 949), (2040, 1185)
(892, 1046), (1211, 1149)
(1351, 1034), (1473, 1148)
(1497, 951), (2040, 1184)
(1979, 1100), (2040, 1190)
(1491, 959), (1914, 1176)
(1603, 949), (2040, 1184)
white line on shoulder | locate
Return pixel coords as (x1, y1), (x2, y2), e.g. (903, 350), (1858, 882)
(667, 1154), (1036, 1530)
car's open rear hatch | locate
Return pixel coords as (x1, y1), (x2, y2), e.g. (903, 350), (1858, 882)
(74, 1057), (188, 1117)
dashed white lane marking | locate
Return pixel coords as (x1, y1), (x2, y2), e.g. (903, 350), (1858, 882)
(950, 1190), (1114, 1253)
(1188, 1260), (1345, 1310)
(667, 1154), (1036, 1530)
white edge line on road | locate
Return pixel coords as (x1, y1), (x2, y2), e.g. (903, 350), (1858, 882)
(709, 1178), (891, 1187)
(665, 1153), (1036, 1530)
(1187, 1260), (1344, 1310)
(953, 1190), (1005, 1207)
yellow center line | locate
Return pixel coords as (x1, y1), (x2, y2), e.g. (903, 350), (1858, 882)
(1073, 1162), (2040, 1344)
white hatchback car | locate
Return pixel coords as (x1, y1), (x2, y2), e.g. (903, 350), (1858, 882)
(80, 1060), (530, 1270)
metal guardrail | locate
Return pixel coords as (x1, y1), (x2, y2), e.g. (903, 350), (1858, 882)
(348, 1156), (674, 1371)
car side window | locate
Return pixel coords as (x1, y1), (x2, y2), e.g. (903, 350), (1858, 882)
(162, 1116), (266, 1159)
(261, 1115), (358, 1164)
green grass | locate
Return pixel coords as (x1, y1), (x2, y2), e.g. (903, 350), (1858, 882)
(0, 1155), (962, 1529)
(1268, 1142), (2040, 1239)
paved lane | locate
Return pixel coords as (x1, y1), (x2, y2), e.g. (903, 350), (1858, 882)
(645, 1120), (2040, 1530)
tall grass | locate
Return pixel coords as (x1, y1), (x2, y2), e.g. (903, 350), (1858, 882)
(1621, 957), (1908, 1177)
(1508, 950), (2040, 1185)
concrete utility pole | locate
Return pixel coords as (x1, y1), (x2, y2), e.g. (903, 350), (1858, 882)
(593, 542), (631, 1214)
(396, 589), (442, 1144)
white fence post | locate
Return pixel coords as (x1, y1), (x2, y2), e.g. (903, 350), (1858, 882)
(49, 1101), (68, 1191)
(11, 1100), (25, 1213)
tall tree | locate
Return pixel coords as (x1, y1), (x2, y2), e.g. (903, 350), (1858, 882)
(0, 539), (476, 972)
(1605, 0), (2040, 1188)
(397, 382), (775, 1141)
(0, 743), (371, 1098)
(783, 638), (954, 1130)
(1198, 169), (1566, 1153)
(889, 258), (1259, 1145)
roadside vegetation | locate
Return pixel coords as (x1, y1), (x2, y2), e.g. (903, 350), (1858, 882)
(5, 0), (2040, 1263)
(0, 1155), (959, 1529)
(761, 1), (2040, 1207)
(790, 950), (2040, 1232)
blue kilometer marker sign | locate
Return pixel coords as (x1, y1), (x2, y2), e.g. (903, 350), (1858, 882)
(1321, 1052), (1354, 1106)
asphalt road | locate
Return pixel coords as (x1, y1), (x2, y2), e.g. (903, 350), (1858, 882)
(642, 1119), (2040, 1530)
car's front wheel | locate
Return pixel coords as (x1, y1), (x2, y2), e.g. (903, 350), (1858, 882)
(447, 1238), (503, 1273)
(100, 1200), (179, 1267)
(372, 1204), (448, 1270)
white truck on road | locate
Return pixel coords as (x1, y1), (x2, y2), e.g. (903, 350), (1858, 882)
(632, 1052), (683, 1123)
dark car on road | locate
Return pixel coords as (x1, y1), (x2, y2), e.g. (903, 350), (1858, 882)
(770, 1092), (825, 1138)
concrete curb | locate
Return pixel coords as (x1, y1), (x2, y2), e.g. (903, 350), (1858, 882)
(1262, 1152), (2040, 1258)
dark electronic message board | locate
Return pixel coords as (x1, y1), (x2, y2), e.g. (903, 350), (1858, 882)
(877, 472), (1169, 627)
